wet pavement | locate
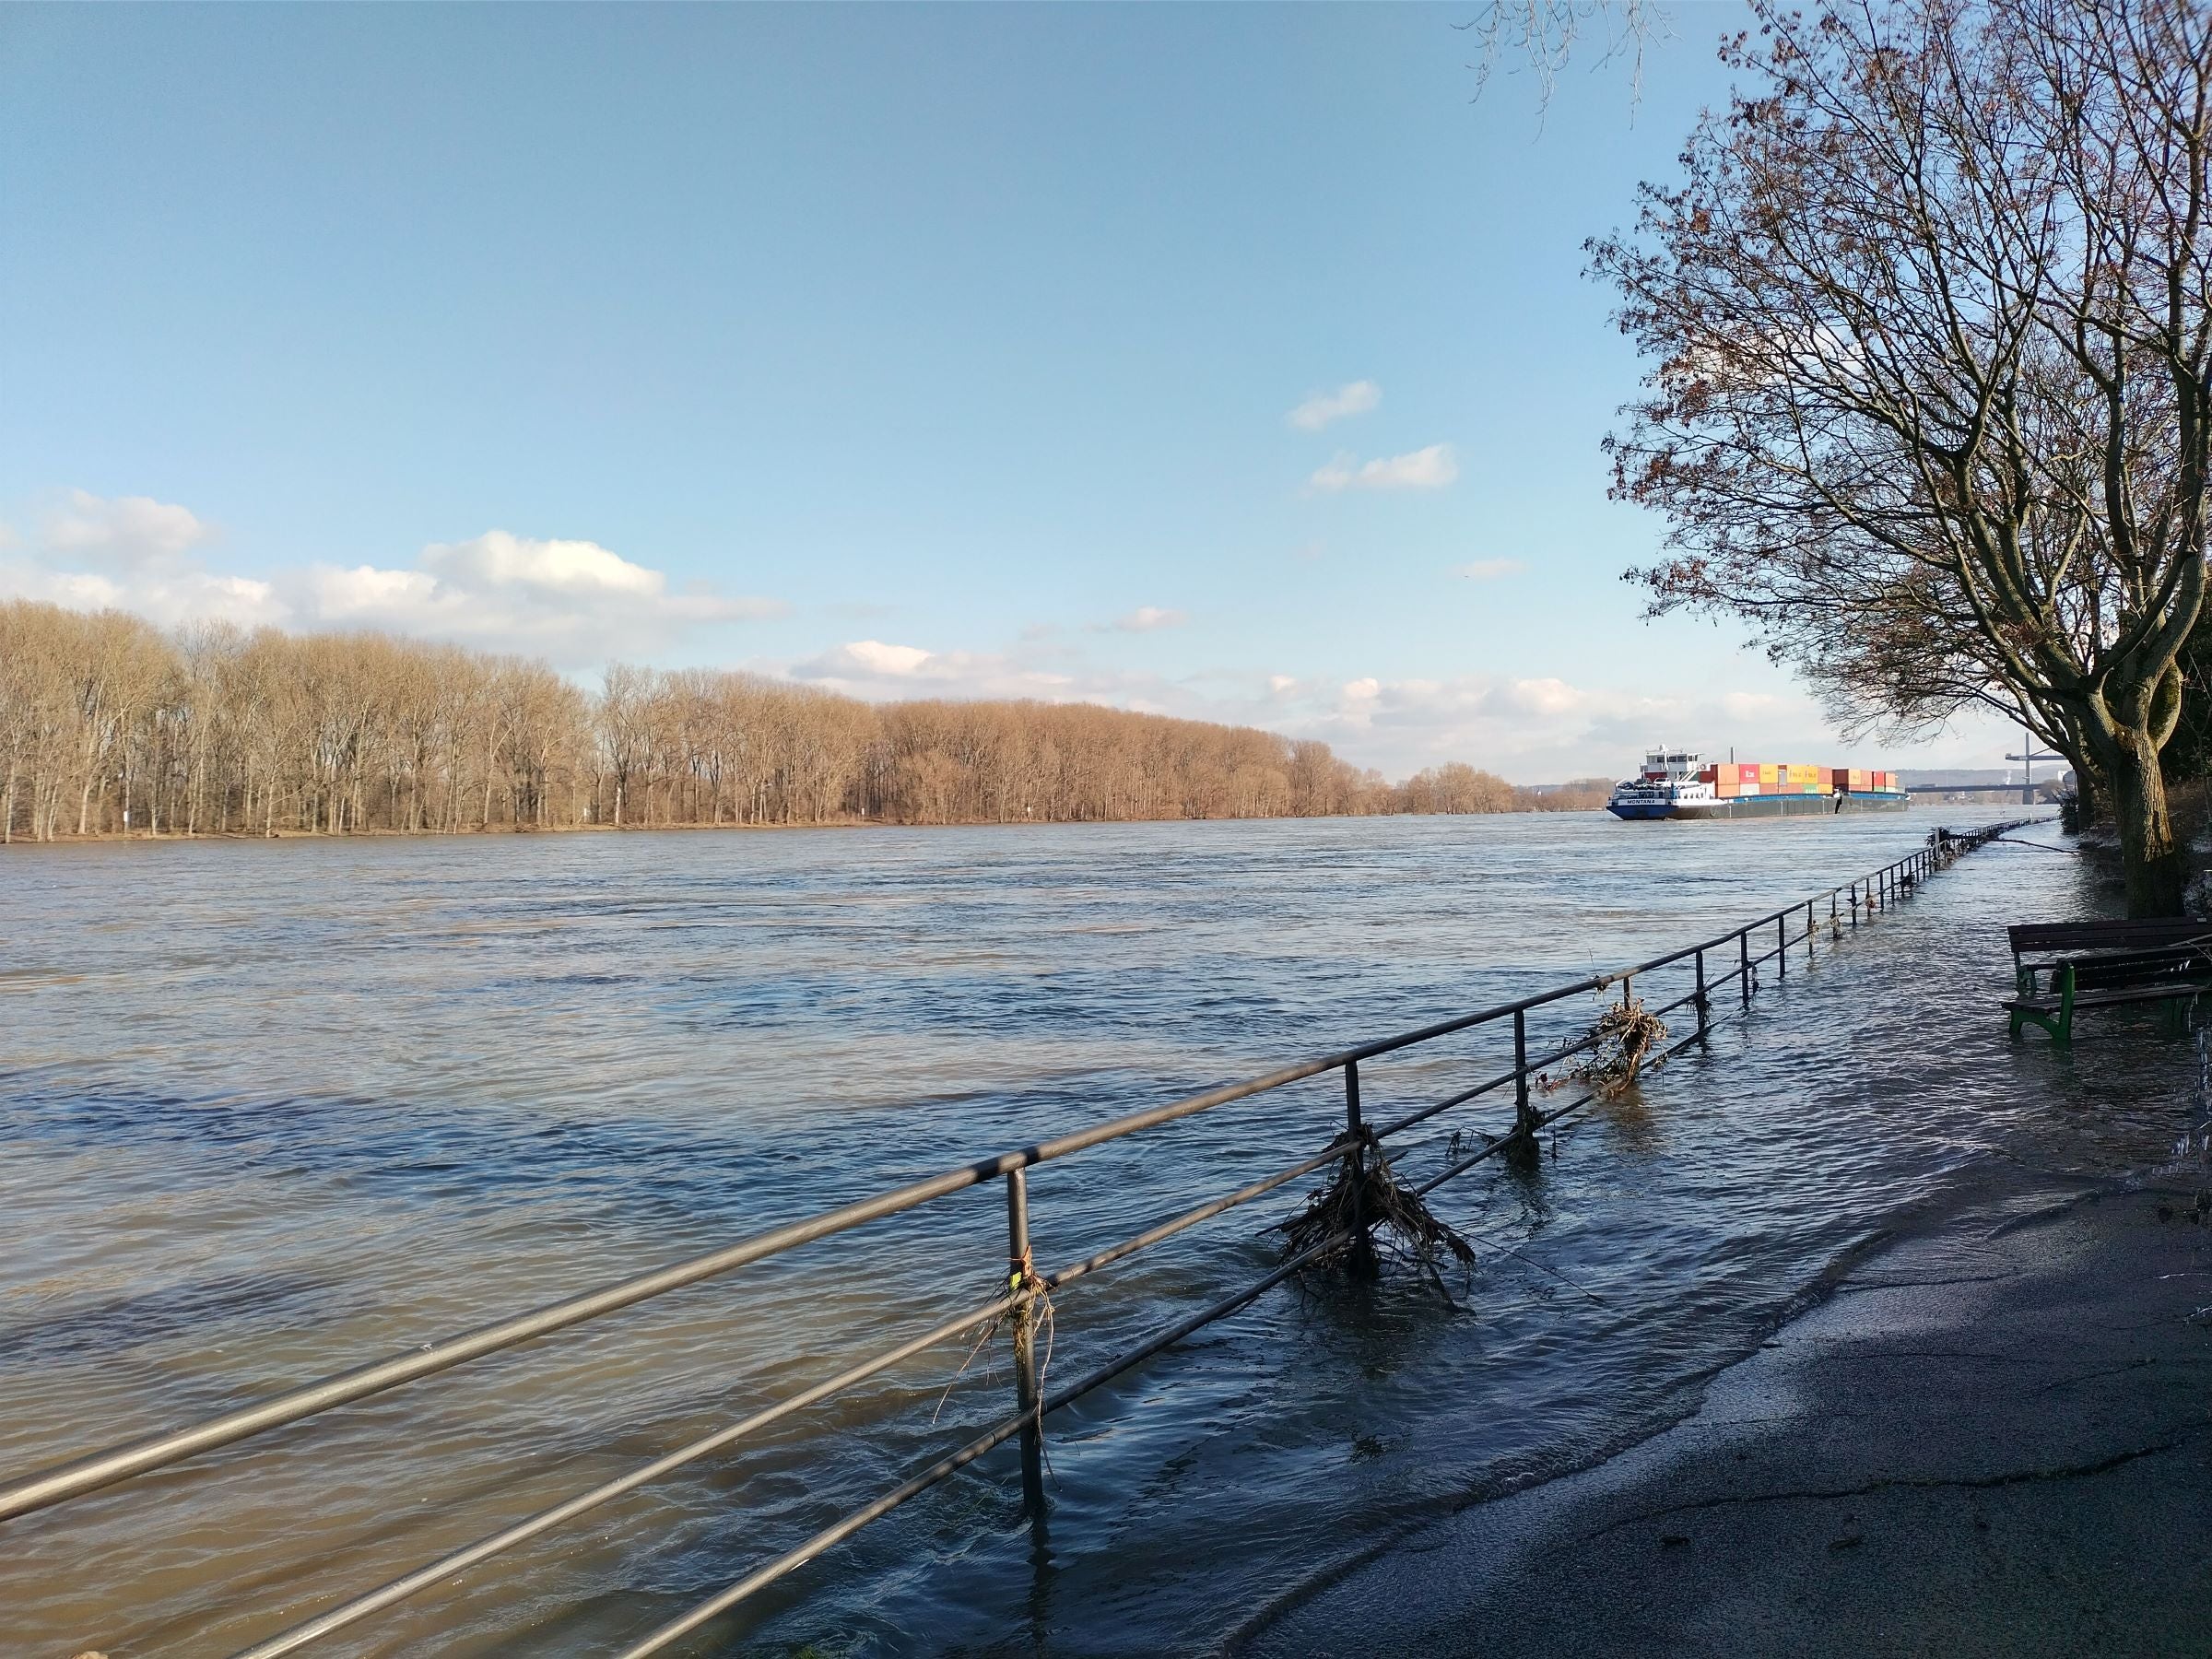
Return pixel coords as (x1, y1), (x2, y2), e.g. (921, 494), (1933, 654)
(1239, 1179), (2212, 1658)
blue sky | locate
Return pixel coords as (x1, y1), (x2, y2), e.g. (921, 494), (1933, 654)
(0, 3), (2012, 780)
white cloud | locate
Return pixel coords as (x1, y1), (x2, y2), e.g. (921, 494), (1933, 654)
(791, 639), (1078, 700)
(1308, 443), (1459, 492)
(421, 530), (666, 598)
(293, 532), (783, 660)
(43, 489), (211, 566)
(1110, 606), (1187, 633)
(1454, 559), (1524, 581)
(0, 501), (784, 663)
(311, 564), (441, 618)
(1286, 380), (1381, 431)
(808, 639), (935, 677)
(0, 557), (286, 629)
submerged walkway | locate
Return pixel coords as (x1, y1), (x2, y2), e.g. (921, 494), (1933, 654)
(1239, 1177), (2212, 1658)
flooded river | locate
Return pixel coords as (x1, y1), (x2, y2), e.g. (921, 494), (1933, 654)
(0, 809), (2188, 1657)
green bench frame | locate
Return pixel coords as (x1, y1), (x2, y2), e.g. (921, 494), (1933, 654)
(2006, 920), (2212, 1043)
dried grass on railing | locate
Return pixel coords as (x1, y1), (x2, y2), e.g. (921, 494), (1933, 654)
(930, 1255), (1055, 1430)
(1273, 1128), (1476, 1284)
(1543, 987), (1667, 1100)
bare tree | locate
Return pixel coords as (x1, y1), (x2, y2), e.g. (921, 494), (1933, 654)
(1593, 0), (2212, 914)
(0, 601), (1607, 841)
(1460, 0), (1661, 109)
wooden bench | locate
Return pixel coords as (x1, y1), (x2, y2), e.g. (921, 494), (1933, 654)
(2006, 919), (2212, 1043)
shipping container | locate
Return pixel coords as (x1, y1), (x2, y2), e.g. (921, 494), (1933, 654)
(1606, 749), (1907, 818)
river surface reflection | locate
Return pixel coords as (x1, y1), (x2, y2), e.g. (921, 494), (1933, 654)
(0, 809), (2181, 1656)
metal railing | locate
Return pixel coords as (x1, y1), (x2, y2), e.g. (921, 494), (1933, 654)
(0, 822), (2028, 1657)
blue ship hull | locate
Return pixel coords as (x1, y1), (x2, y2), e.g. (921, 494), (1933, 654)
(1607, 791), (1909, 820)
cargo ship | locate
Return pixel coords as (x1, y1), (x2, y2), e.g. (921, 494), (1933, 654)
(1606, 749), (1908, 819)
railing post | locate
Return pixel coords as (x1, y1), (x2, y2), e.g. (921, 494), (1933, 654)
(1694, 948), (1710, 1044)
(1805, 900), (1815, 957)
(1739, 928), (1751, 1005)
(1005, 1168), (1045, 1518)
(1341, 1057), (1376, 1262)
(1850, 883), (1860, 928)
(1512, 1010), (1536, 1136)
(1777, 914), (1787, 979)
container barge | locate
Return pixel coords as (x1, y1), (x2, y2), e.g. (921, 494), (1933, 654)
(1606, 749), (1908, 819)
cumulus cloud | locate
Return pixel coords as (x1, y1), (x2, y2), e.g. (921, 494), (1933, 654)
(424, 531), (667, 598)
(1454, 559), (1524, 581)
(1286, 380), (1381, 431)
(0, 490), (279, 625)
(804, 639), (936, 677)
(791, 639), (1079, 700)
(297, 531), (784, 660)
(0, 556), (285, 629)
(1308, 443), (1459, 492)
(0, 500), (784, 663)
(41, 489), (213, 567)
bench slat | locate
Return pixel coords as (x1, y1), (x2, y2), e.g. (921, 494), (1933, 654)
(2007, 984), (2211, 1014)
(2010, 919), (2212, 956)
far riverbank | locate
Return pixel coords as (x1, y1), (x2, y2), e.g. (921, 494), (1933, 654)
(0, 801), (1614, 848)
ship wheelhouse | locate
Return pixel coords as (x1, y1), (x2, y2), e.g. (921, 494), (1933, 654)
(1639, 748), (1705, 782)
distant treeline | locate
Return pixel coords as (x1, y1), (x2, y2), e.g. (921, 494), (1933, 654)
(0, 600), (1610, 841)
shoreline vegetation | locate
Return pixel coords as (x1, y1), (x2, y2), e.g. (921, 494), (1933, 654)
(0, 600), (1609, 844)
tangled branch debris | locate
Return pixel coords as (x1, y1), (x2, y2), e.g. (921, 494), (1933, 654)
(930, 1254), (1055, 1430)
(1544, 988), (1667, 1099)
(1273, 1128), (1476, 1284)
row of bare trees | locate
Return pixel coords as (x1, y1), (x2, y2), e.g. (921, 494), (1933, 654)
(0, 602), (1606, 841)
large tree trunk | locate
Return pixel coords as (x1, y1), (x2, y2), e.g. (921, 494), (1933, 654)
(2112, 735), (2187, 917)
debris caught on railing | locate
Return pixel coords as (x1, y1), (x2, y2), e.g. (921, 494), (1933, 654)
(929, 1256), (1055, 1430)
(1272, 1127), (1475, 1285)
(1544, 988), (1668, 1100)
